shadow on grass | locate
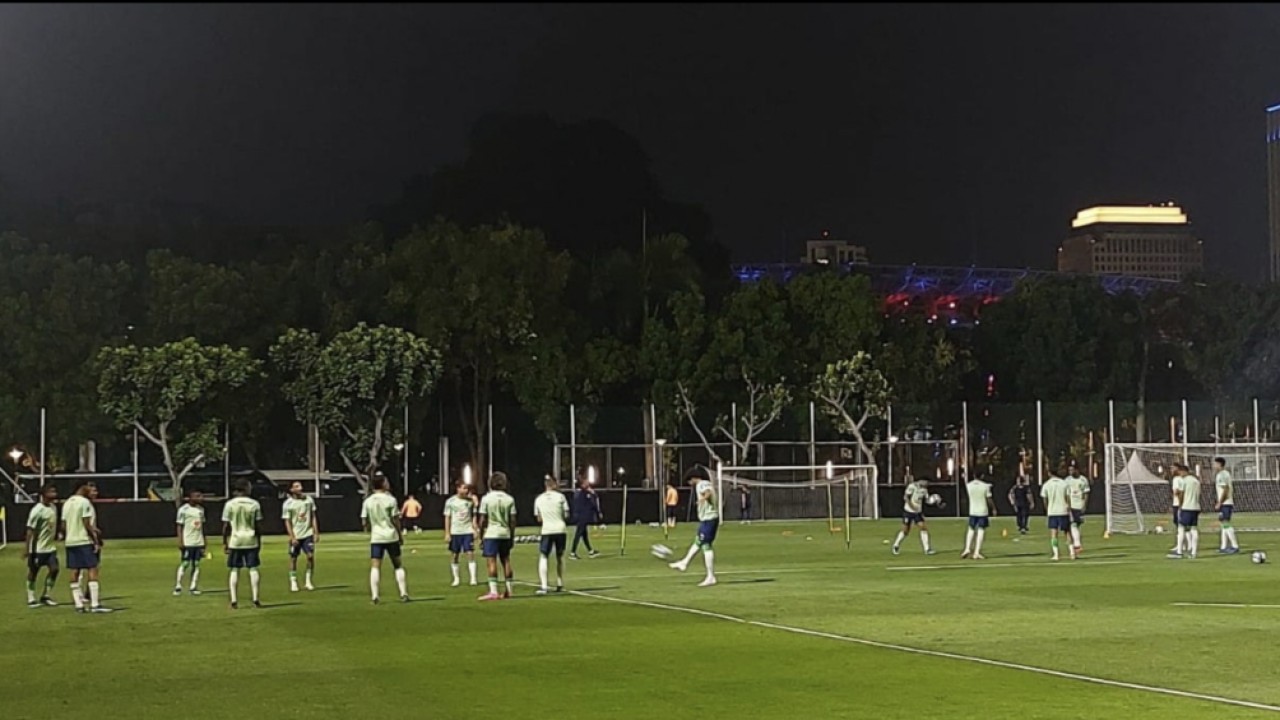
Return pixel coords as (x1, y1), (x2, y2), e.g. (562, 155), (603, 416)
(255, 602), (304, 610)
(724, 578), (775, 585)
(569, 585), (621, 593)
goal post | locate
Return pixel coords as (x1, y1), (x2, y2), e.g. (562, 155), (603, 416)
(1105, 442), (1280, 534)
(714, 463), (879, 547)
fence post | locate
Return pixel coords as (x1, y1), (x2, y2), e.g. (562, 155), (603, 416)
(569, 404), (577, 483)
(1035, 400), (1044, 485)
(1255, 398), (1262, 479)
(1181, 399), (1189, 464)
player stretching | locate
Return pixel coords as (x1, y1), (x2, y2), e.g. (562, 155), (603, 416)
(174, 490), (206, 596)
(23, 484), (60, 607)
(283, 482), (319, 592)
(892, 478), (935, 556)
(443, 481), (478, 586)
(1041, 466), (1072, 561)
(961, 475), (996, 560)
(1214, 457), (1240, 555)
(62, 479), (112, 613)
(669, 467), (719, 587)
(362, 475), (409, 604)
(223, 480), (264, 609)
(1064, 462), (1090, 557)
(477, 472), (517, 601)
(534, 476), (570, 595)
(1170, 463), (1201, 559)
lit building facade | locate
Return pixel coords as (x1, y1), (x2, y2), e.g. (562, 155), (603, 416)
(1057, 205), (1203, 281)
(804, 233), (869, 265)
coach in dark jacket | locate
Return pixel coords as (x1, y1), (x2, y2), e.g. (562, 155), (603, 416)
(571, 481), (601, 559)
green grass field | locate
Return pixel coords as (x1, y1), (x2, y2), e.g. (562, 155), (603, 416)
(3, 518), (1280, 719)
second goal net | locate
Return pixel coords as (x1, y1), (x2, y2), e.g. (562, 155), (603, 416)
(709, 463), (878, 541)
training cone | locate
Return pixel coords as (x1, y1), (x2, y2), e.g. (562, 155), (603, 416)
(1001, 528), (1008, 538)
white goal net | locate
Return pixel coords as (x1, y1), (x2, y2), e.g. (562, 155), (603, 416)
(713, 463), (879, 531)
(1105, 443), (1280, 534)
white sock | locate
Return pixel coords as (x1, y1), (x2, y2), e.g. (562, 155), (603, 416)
(488, 578), (498, 594)
(468, 561), (477, 583)
(975, 529), (985, 555)
(1220, 528), (1228, 550)
(1175, 526), (1186, 554)
(1070, 525), (1082, 548)
(249, 569), (260, 602)
(88, 581), (100, 608)
(305, 568), (313, 587)
(538, 556), (549, 589)
(920, 531), (931, 552)
(1188, 529), (1199, 556)
(26, 584), (36, 603)
(176, 565), (186, 588)
(1228, 527), (1239, 549)
(703, 549), (716, 579)
(963, 529), (974, 554)
(556, 556), (564, 587)
(191, 565), (200, 590)
(451, 563), (460, 582)
(395, 567), (408, 598)
(229, 570), (239, 604)
(369, 567), (381, 600)
(504, 577), (513, 595)
(893, 531), (905, 548)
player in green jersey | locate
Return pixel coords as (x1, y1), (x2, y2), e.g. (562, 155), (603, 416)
(534, 476), (570, 595)
(669, 466), (719, 587)
(174, 490), (207, 596)
(1040, 465), (1073, 561)
(443, 481), (478, 586)
(362, 475), (409, 604)
(1064, 461), (1090, 557)
(222, 479), (264, 609)
(62, 479), (112, 613)
(477, 472), (517, 601)
(23, 484), (60, 607)
(961, 476), (996, 560)
(283, 481), (319, 592)
(1214, 457), (1240, 554)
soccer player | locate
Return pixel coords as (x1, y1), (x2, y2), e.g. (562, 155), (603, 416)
(283, 481), (319, 592)
(961, 474), (996, 560)
(1065, 461), (1090, 556)
(668, 466), (719, 587)
(1214, 457), (1240, 555)
(738, 484), (752, 524)
(61, 479), (112, 613)
(402, 493), (423, 534)
(222, 479), (264, 610)
(1168, 469), (1182, 553)
(534, 476), (570, 595)
(362, 475), (410, 604)
(1041, 465), (1073, 561)
(1170, 463), (1201, 559)
(664, 480), (680, 530)
(174, 489), (206, 596)
(23, 484), (60, 607)
(443, 480), (478, 586)
(1008, 473), (1034, 535)
(477, 472), (518, 601)
(570, 476), (601, 559)
(892, 477), (935, 556)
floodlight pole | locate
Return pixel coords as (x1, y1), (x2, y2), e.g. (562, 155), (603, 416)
(569, 404), (577, 485)
(1181, 399), (1189, 464)
(1035, 401), (1043, 485)
(1255, 398), (1262, 480)
(887, 403), (894, 485)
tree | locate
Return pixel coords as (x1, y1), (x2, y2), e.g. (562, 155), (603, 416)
(96, 339), (259, 503)
(271, 323), (443, 491)
(811, 353), (892, 465)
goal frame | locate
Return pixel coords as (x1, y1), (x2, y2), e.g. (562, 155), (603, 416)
(715, 462), (879, 548)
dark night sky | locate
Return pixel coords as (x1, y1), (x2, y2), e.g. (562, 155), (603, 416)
(3, 4), (1280, 277)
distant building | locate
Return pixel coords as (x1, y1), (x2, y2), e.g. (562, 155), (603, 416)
(1268, 105), (1280, 282)
(1057, 204), (1203, 281)
(803, 232), (869, 266)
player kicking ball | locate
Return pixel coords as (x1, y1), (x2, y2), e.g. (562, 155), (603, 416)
(961, 474), (995, 560)
(23, 484), (60, 608)
(362, 475), (409, 604)
(669, 467), (718, 587)
(443, 481), (478, 587)
(283, 481), (319, 592)
(222, 480), (264, 610)
(534, 476), (570, 595)
(477, 472), (517, 601)
(174, 490), (206, 596)
(892, 477), (935, 556)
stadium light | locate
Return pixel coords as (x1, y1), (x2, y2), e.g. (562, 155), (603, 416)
(946, 458), (955, 475)
(826, 460), (834, 481)
(617, 466), (626, 475)
(393, 443), (405, 452)
(888, 435), (899, 444)
(655, 438), (667, 446)
(587, 465), (597, 485)
(463, 464), (473, 486)
(8, 448), (22, 463)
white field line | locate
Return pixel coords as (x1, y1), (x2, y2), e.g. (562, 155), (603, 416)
(554, 587), (1280, 714)
(1172, 602), (1280, 609)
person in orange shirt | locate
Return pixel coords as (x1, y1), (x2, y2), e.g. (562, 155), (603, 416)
(402, 494), (423, 534)
(664, 480), (680, 530)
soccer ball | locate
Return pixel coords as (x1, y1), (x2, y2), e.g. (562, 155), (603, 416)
(926, 493), (942, 506)
(650, 543), (674, 560)
(1252, 550), (1268, 564)
(1154, 525), (1166, 535)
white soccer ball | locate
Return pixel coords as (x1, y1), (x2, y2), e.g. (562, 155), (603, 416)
(1154, 525), (1166, 535)
(926, 493), (942, 506)
(1253, 550), (1268, 564)
(651, 543), (674, 560)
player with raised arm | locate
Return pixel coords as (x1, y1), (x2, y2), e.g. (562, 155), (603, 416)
(222, 479), (264, 609)
(62, 479), (112, 613)
(961, 474), (996, 560)
(443, 481), (478, 587)
(534, 476), (570, 595)
(174, 489), (206, 596)
(23, 484), (60, 608)
(668, 466), (719, 587)
(1041, 464), (1072, 561)
(477, 472), (517, 601)
(1065, 461), (1090, 557)
(1214, 457), (1240, 555)
(283, 481), (319, 592)
(362, 475), (409, 604)
(892, 477), (935, 556)
(1170, 462), (1201, 559)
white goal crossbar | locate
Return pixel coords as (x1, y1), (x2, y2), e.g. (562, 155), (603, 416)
(714, 463), (879, 541)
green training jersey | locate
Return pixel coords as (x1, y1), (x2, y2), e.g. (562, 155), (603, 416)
(1065, 475), (1090, 511)
(176, 503), (206, 548)
(221, 497), (263, 550)
(283, 496), (317, 539)
(62, 494), (96, 548)
(696, 480), (719, 521)
(478, 490), (516, 540)
(1178, 474), (1202, 512)
(361, 492), (401, 544)
(27, 503), (58, 554)
(966, 480), (992, 518)
(1040, 477), (1070, 516)
(444, 495), (475, 536)
(534, 490), (570, 534)
(904, 482), (928, 514)
(1215, 470), (1233, 506)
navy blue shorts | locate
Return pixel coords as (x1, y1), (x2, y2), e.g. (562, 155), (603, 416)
(1047, 515), (1070, 532)
(227, 548), (261, 569)
(482, 538), (513, 559)
(27, 552), (58, 573)
(66, 545), (99, 570)
(697, 519), (720, 547)
(181, 547), (206, 563)
(370, 542), (402, 560)
(539, 533), (567, 556)
(967, 516), (990, 529)
(1178, 510), (1201, 528)
(902, 512), (925, 526)
(289, 537), (315, 558)
(1220, 505), (1234, 522)
(448, 534), (474, 554)
(1070, 509), (1085, 526)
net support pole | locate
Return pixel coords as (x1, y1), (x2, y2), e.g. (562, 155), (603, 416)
(313, 424), (322, 497)
(223, 424), (231, 498)
(39, 407), (46, 486)
(843, 473), (851, 550)
(887, 403), (895, 485)
(403, 404), (410, 496)
(487, 404), (494, 475)
(1254, 398), (1262, 479)
(1105, 400), (1115, 534)
(619, 485), (628, 556)
(1181, 399), (1189, 464)
(809, 401), (817, 484)
(731, 403), (738, 466)
(961, 400), (969, 474)
(1214, 415), (1221, 456)
(1035, 401), (1043, 485)
(569, 404), (577, 483)
(132, 427), (140, 501)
